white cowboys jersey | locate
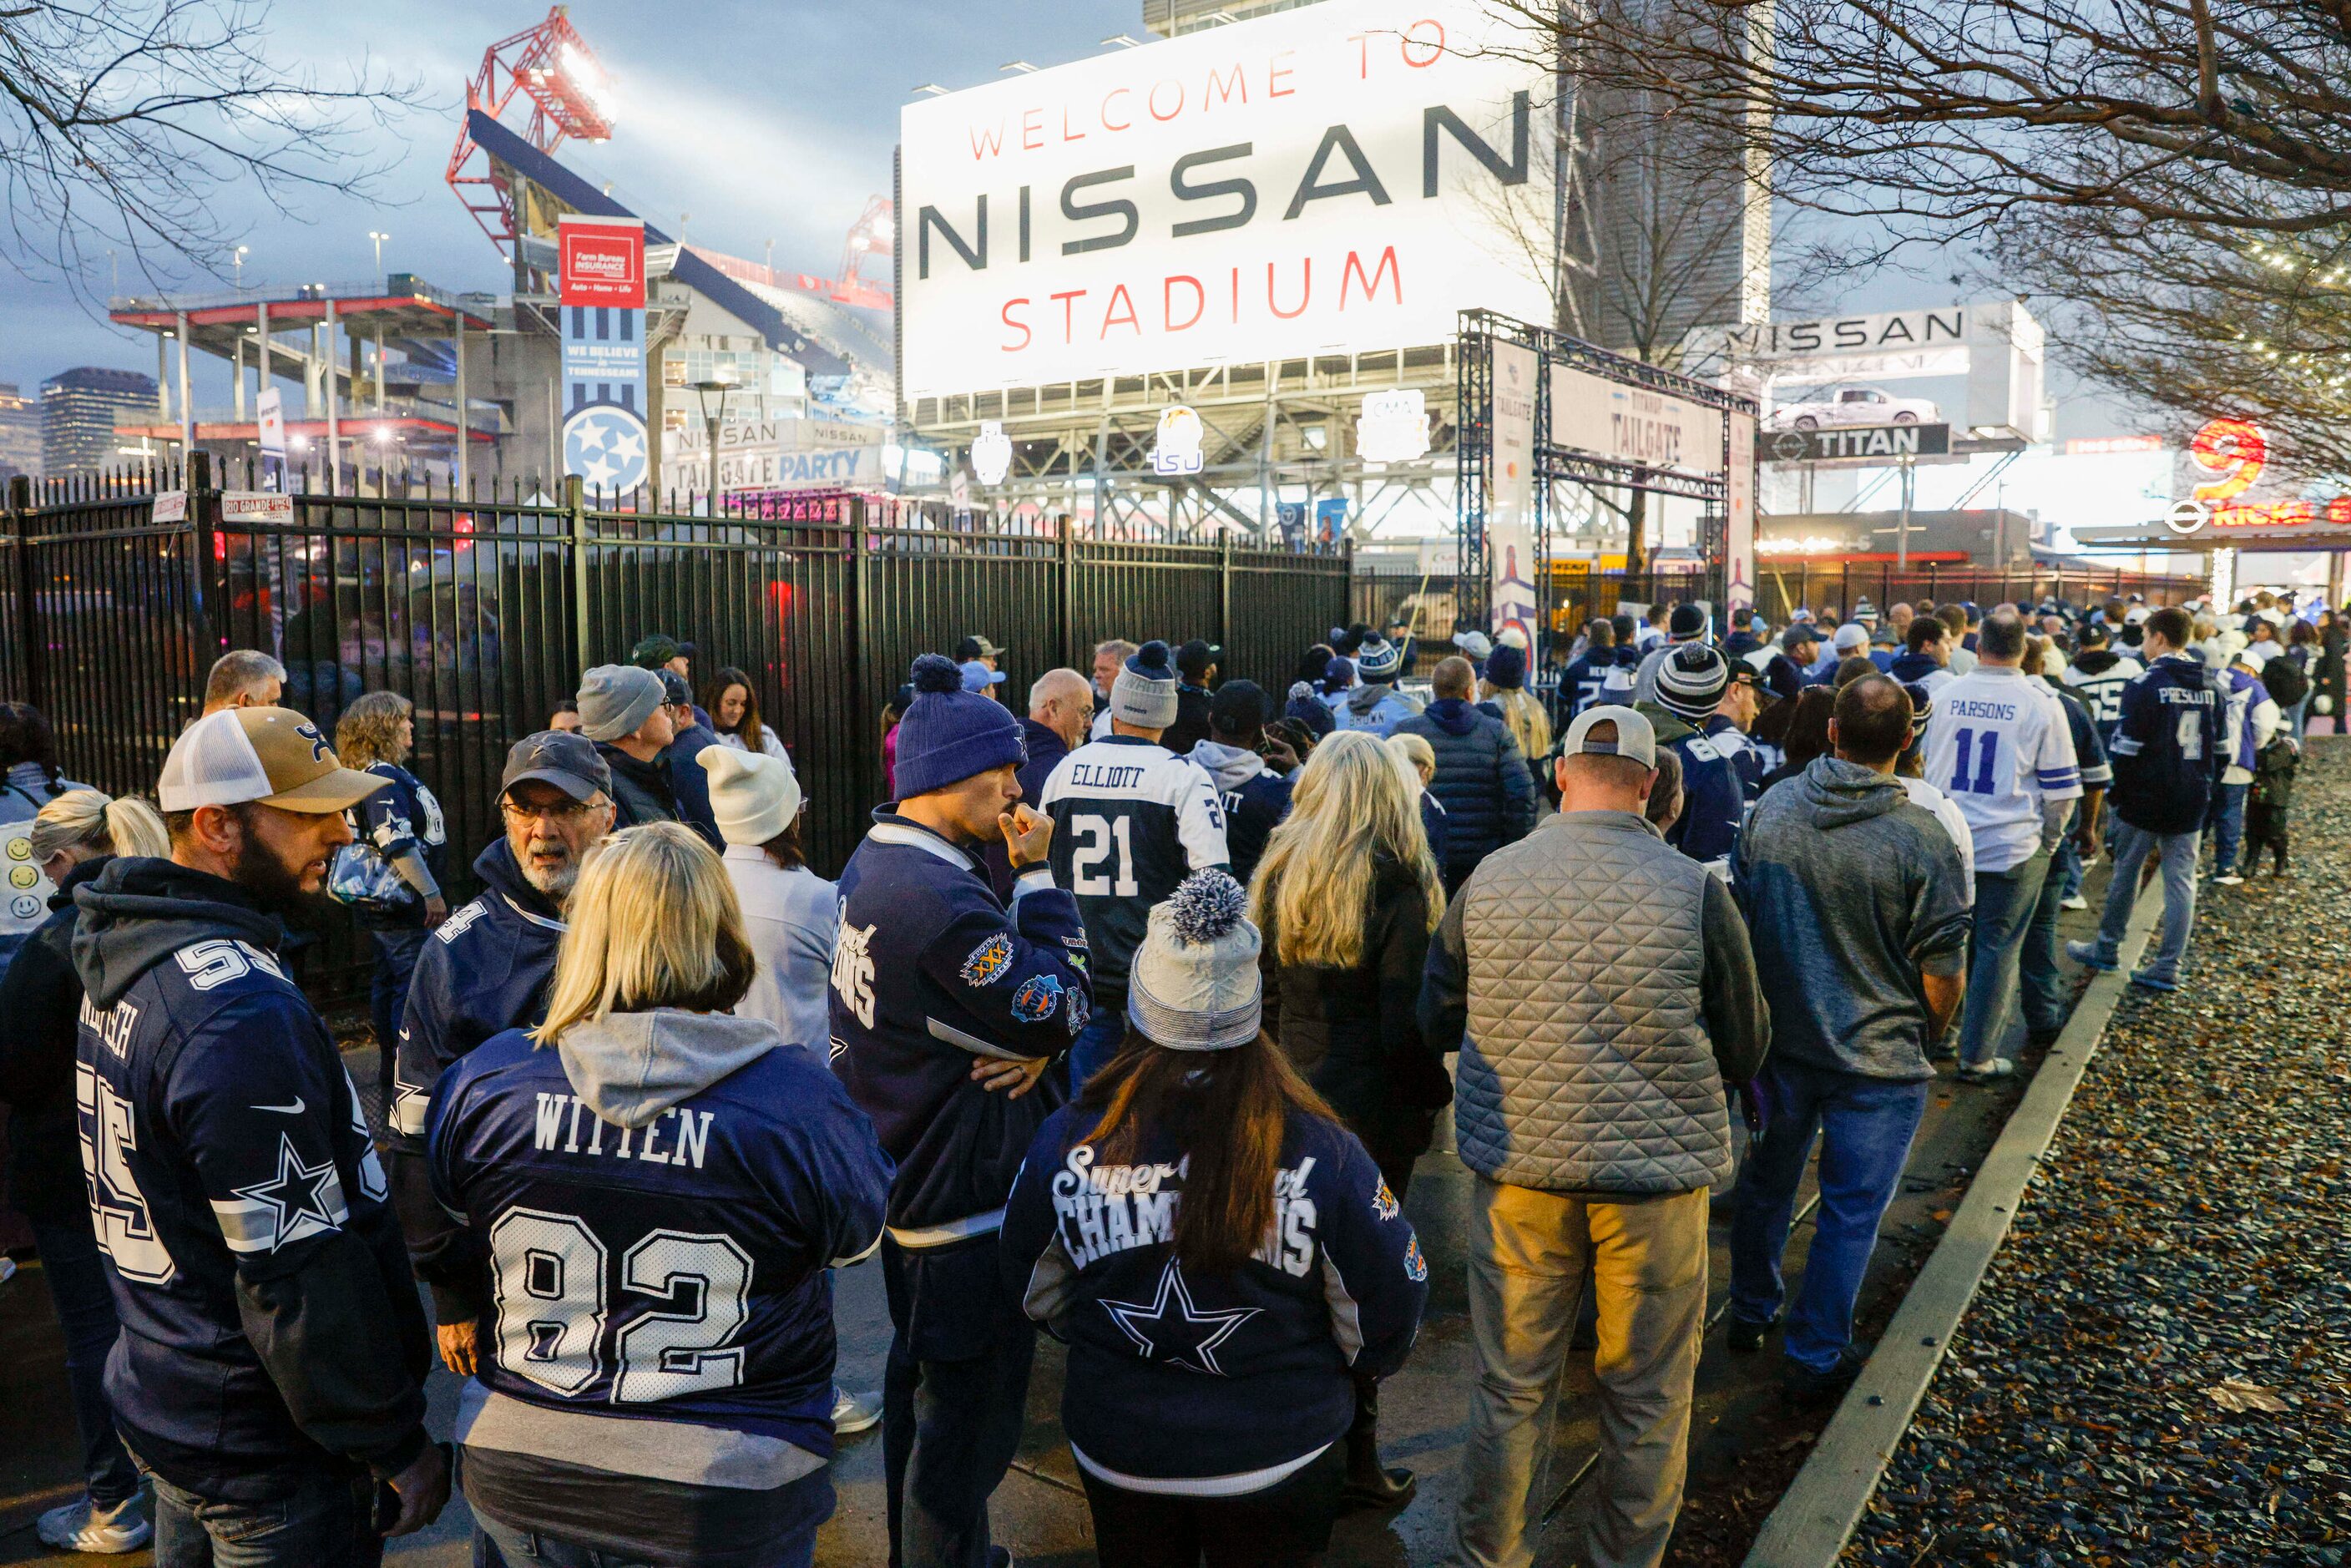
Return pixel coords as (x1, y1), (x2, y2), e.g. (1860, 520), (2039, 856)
(1921, 666), (2082, 874)
(1039, 736), (1230, 1000)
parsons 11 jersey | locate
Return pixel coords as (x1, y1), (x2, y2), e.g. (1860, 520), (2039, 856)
(1920, 666), (2083, 873)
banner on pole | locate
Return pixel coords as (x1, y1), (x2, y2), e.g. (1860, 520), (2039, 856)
(1725, 411), (1755, 611)
(559, 215), (650, 494)
(1488, 341), (1539, 641)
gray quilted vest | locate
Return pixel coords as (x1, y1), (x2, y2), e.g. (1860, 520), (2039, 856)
(1452, 810), (1732, 1195)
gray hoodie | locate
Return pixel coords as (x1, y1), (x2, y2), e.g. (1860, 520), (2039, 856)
(1735, 756), (1972, 1080)
(555, 1009), (777, 1129)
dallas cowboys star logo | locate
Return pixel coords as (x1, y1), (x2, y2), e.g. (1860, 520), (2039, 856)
(1100, 1259), (1260, 1377)
(230, 1134), (344, 1252)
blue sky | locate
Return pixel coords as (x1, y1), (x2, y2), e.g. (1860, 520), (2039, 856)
(0, 0), (1135, 396)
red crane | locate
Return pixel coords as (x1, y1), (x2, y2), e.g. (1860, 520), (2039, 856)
(446, 6), (615, 251)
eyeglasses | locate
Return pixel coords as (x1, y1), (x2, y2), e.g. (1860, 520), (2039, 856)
(500, 797), (609, 824)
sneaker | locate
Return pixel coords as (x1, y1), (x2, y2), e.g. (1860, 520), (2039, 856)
(1782, 1343), (1869, 1404)
(38, 1494), (153, 1554)
(2060, 893), (2088, 910)
(2213, 873), (2244, 887)
(832, 1385), (882, 1435)
(2065, 939), (2116, 973)
(1727, 1313), (1777, 1353)
(2127, 970), (2179, 993)
(1957, 1058), (2015, 1081)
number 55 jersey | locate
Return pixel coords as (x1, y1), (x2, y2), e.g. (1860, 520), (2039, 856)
(70, 856), (432, 1502)
(428, 1011), (892, 1565)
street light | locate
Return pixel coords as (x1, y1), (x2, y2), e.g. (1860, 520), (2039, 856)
(233, 245), (249, 289)
(367, 230), (389, 274)
(691, 375), (734, 505)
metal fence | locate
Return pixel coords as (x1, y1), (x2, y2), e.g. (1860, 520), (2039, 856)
(5, 458), (1349, 993)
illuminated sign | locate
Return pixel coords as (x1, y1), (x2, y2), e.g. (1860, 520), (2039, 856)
(1354, 388), (1430, 464)
(1766, 422), (1950, 465)
(1151, 405), (1206, 475)
(558, 216), (646, 309)
(2166, 417), (2351, 535)
(896, 0), (1553, 396)
(2064, 435), (2162, 456)
(971, 420), (1014, 486)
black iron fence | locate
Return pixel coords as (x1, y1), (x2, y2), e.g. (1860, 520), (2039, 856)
(5, 458), (1348, 992)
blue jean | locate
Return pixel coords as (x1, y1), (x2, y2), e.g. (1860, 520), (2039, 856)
(147, 1460), (380, 1568)
(28, 1211), (140, 1507)
(1730, 1060), (1929, 1374)
(1067, 1002), (1129, 1096)
(473, 1467), (829, 1568)
(1959, 851), (2050, 1067)
(882, 1236), (1035, 1568)
(2020, 842), (2072, 1039)
(2207, 781), (2248, 874)
(2286, 693), (2311, 741)
(2091, 822), (2200, 985)
(2051, 833), (2085, 904)
(368, 927), (429, 1088)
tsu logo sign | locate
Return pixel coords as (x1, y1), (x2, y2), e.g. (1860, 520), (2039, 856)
(971, 420), (1014, 486)
(564, 406), (650, 493)
(1151, 406), (1206, 476)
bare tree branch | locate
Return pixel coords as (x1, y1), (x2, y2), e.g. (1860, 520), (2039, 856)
(0, 0), (432, 303)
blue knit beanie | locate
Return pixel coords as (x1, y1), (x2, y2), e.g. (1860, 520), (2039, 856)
(1484, 643), (1528, 690)
(893, 654), (1027, 799)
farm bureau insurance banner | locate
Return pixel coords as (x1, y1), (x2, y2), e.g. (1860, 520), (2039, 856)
(559, 215), (650, 494)
(897, 0), (1555, 396)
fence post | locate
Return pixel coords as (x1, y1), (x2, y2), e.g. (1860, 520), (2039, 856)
(1218, 525), (1233, 657)
(850, 496), (877, 804)
(7, 475), (38, 711)
(566, 474), (590, 666)
(1059, 516), (1079, 671)
(188, 450), (222, 672)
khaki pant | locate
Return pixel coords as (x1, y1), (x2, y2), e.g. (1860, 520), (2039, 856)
(1450, 1178), (1709, 1568)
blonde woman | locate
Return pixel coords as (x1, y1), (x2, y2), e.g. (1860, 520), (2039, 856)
(1478, 640), (1554, 785)
(0, 790), (168, 1553)
(1248, 727), (1449, 1511)
(336, 690), (448, 1089)
(428, 822), (892, 1568)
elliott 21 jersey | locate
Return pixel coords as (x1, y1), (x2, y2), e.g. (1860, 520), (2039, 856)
(1039, 736), (1230, 1000)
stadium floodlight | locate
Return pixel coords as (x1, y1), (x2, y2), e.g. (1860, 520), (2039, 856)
(999, 61), (1039, 73)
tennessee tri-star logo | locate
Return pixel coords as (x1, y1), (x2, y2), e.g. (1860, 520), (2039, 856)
(1100, 1258), (1260, 1377)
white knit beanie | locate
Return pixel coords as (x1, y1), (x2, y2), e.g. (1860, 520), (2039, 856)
(1125, 870), (1261, 1051)
(698, 744), (802, 845)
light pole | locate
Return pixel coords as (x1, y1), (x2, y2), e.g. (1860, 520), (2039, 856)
(234, 245), (249, 290)
(368, 230), (389, 275)
(692, 377), (733, 508)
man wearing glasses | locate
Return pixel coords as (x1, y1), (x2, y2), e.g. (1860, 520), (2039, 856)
(387, 731), (616, 1360)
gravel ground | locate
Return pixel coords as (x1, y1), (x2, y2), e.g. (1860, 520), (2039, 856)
(1845, 741), (2351, 1568)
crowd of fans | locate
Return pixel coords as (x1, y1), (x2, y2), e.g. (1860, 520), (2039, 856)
(0, 585), (2333, 1568)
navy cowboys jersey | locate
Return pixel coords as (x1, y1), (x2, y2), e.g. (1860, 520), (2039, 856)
(76, 919), (427, 1499)
(1003, 1107), (1426, 1487)
(1039, 736), (1230, 1000)
(429, 1029), (892, 1469)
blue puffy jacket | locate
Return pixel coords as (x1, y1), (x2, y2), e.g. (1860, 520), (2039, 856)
(1395, 699), (1534, 883)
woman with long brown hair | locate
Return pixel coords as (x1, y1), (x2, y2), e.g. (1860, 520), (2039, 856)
(1001, 870), (1428, 1567)
(703, 664), (788, 758)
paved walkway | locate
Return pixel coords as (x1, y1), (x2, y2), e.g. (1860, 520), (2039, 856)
(1844, 741), (2351, 1567)
(0, 841), (2127, 1568)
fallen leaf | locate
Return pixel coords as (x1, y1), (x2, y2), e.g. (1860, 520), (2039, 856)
(1930, 1208), (1954, 1222)
(2204, 1378), (2288, 1414)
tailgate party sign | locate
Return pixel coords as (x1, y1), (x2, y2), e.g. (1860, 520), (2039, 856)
(560, 215), (650, 493)
(898, 0), (1555, 395)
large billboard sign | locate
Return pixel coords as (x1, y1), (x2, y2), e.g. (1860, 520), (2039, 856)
(2164, 416), (2351, 539)
(1547, 363), (1725, 477)
(898, 0), (1555, 397)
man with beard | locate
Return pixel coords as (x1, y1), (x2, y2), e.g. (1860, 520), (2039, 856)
(72, 706), (447, 1561)
(388, 731), (614, 1346)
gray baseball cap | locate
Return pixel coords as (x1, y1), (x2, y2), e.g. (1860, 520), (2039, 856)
(1560, 705), (1658, 770)
(501, 730), (613, 803)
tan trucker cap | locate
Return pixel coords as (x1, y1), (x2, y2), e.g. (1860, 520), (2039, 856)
(159, 707), (389, 814)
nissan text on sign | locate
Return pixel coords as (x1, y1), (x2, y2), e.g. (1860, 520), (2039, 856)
(897, 0), (1556, 397)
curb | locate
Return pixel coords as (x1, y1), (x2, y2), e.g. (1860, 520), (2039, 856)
(1738, 872), (2166, 1567)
